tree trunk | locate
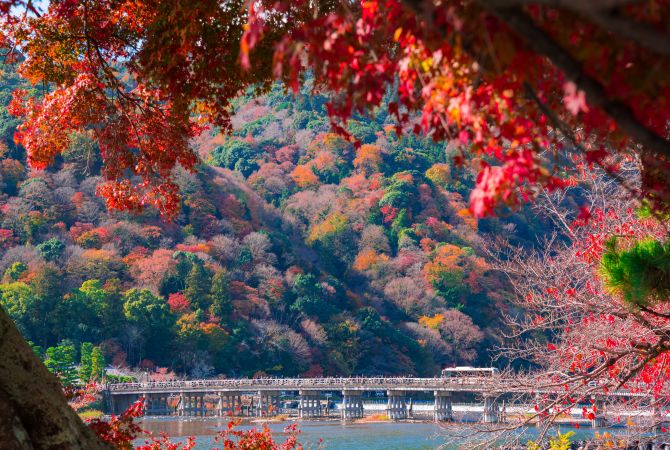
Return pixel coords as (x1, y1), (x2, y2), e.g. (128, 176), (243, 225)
(0, 307), (111, 449)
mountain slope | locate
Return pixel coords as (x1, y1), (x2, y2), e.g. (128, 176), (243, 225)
(0, 70), (527, 378)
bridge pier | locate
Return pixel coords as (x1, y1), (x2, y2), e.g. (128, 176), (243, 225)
(186, 394), (193, 416)
(299, 390), (321, 418)
(114, 394), (139, 415)
(591, 396), (607, 428)
(257, 390), (281, 417)
(185, 394), (194, 417)
(179, 393), (192, 417)
(104, 390), (114, 415)
(178, 393), (205, 416)
(143, 394), (170, 416)
(200, 394), (208, 416)
(387, 390), (407, 420)
(177, 394), (184, 416)
(434, 391), (453, 422)
(217, 393), (224, 417)
(482, 395), (501, 423)
(217, 392), (236, 417)
(184, 394), (194, 417)
(341, 390), (364, 419)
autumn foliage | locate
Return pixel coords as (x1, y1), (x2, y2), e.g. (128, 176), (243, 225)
(0, 0), (666, 220)
(85, 398), (302, 450)
(241, 0), (670, 217)
(1, 1), (670, 444)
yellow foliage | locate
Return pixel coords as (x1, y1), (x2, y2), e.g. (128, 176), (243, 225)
(425, 163), (451, 186)
(418, 313), (445, 330)
(357, 413), (390, 422)
(78, 410), (104, 420)
(307, 212), (348, 243)
(81, 248), (109, 258)
(527, 431), (574, 450)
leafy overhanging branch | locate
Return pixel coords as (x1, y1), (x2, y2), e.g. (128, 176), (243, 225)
(479, 3), (670, 160)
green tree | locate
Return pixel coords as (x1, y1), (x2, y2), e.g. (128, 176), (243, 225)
(289, 274), (335, 320)
(36, 238), (65, 262)
(27, 340), (42, 358)
(378, 177), (418, 210)
(123, 288), (176, 363)
(53, 280), (107, 344)
(77, 279), (123, 336)
(184, 262), (212, 310)
(601, 238), (670, 308)
(209, 140), (259, 177)
(44, 341), (78, 387)
(90, 346), (106, 381)
(325, 320), (361, 375)
(79, 342), (93, 382)
(160, 250), (197, 296)
(0, 282), (42, 343)
(3, 262), (27, 281)
(209, 271), (232, 320)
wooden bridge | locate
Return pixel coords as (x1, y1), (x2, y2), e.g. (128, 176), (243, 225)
(104, 376), (648, 425)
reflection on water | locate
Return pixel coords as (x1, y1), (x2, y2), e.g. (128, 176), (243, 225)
(135, 418), (621, 450)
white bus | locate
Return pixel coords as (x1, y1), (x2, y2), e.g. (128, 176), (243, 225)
(441, 366), (499, 378)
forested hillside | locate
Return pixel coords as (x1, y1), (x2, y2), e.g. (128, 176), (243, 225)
(0, 67), (546, 379)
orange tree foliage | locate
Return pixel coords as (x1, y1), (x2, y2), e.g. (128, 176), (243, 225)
(353, 144), (382, 173)
(3, 1), (670, 218)
(291, 164), (319, 187)
(422, 243), (488, 307)
(418, 313), (445, 330)
(352, 248), (389, 271)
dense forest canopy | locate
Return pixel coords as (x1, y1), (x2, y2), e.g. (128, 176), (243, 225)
(1, 64), (537, 378)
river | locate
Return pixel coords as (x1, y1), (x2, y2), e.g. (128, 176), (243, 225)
(135, 418), (635, 449)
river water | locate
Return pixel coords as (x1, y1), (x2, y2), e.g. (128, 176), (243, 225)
(135, 418), (632, 449)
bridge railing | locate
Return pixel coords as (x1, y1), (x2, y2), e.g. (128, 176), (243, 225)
(106, 376), (494, 392)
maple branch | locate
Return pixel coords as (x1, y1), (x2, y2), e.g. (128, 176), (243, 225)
(585, 10), (670, 57)
(481, 5), (670, 160)
(485, 0), (643, 11)
(489, 0), (670, 57)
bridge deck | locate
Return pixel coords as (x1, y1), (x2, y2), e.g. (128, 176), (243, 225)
(106, 377), (639, 397)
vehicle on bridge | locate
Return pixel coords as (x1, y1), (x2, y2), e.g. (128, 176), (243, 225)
(441, 367), (499, 378)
